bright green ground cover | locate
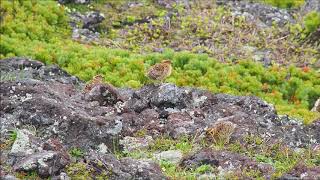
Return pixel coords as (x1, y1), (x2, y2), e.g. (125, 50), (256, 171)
(0, 1), (319, 123)
(258, 0), (305, 8)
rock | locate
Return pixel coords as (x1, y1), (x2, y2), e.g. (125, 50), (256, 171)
(72, 28), (100, 43)
(127, 83), (190, 111)
(311, 98), (320, 112)
(58, 0), (90, 4)
(280, 163), (320, 180)
(51, 172), (71, 180)
(84, 84), (119, 106)
(198, 173), (216, 180)
(150, 83), (190, 109)
(154, 150), (183, 164)
(84, 150), (132, 179)
(0, 57), (120, 151)
(84, 150), (167, 179)
(10, 129), (37, 156)
(1, 57), (319, 151)
(42, 138), (70, 164)
(166, 111), (196, 138)
(155, 0), (180, 9)
(219, 1), (295, 27)
(1, 175), (19, 180)
(278, 174), (300, 180)
(120, 158), (167, 180)
(0, 57), (44, 71)
(119, 136), (154, 153)
(301, 0), (320, 15)
(13, 151), (69, 178)
(83, 11), (105, 31)
(180, 148), (274, 179)
(97, 143), (110, 154)
(68, 11), (104, 43)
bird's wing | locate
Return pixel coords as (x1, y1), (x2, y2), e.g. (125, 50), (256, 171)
(148, 63), (165, 76)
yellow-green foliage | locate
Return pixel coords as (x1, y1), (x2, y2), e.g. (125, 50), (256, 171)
(258, 0), (304, 8)
(0, 1), (319, 123)
(304, 11), (320, 34)
(66, 162), (93, 179)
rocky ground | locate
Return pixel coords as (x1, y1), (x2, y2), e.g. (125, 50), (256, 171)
(0, 58), (319, 179)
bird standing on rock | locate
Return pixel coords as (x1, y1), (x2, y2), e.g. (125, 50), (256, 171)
(146, 60), (172, 83)
(84, 74), (104, 93)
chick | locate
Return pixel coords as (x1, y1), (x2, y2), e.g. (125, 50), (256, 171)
(206, 121), (236, 145)
(146, 60), (172, 82)
(84, 74), (104, 93)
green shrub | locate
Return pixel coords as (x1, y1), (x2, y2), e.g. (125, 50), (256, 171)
(259, 0), (304, 8)
(304, 11), (320, 34)
(69, 147), (84, 158)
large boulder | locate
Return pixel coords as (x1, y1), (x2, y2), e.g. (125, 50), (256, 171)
(0, 57), (120, 152)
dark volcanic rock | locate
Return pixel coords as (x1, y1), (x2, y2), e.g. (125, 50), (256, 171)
(82, 11), (105, 31)
(84, 84), (120, 106)
(83, 150), (166, 180)
(72, 28), (100, 42)
(155, 0), (181, 9)
(13, 151), (69, 178)
(120, 157), (166, 180)
(301, 0), (320, 15)
(0, 57), (119, 151)
(218, 0), (295, 27)
(180, 148), (274, 179)
(84, 150), (132, 179)
(1, 57), (319, 150)
(68, 11), (104, 43)
(280, 163), (320, 180)
(58, 0), (90, 4)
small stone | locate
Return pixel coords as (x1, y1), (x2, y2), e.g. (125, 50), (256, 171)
(154, 150), (183, 164)
(311, 98), (320, 112)
(98, 143), (109, 154)
(13, 151), (69, 178)
(120, 158), (166, 180)
(120, 136), (153, 153)
(51, 172), (71, 180)
(2, 175), (19, 180)
(198, 173), (216, 180)
(10, 129), (34, 156)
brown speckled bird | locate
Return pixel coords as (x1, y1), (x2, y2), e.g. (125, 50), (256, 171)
(84, 74), (104, 93)
(146, 60), (172, 82)
(206, 121), (236, 144)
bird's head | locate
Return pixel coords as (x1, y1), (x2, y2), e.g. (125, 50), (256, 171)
(161, 60), (172, 64)
(94, 74), (104, 80)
